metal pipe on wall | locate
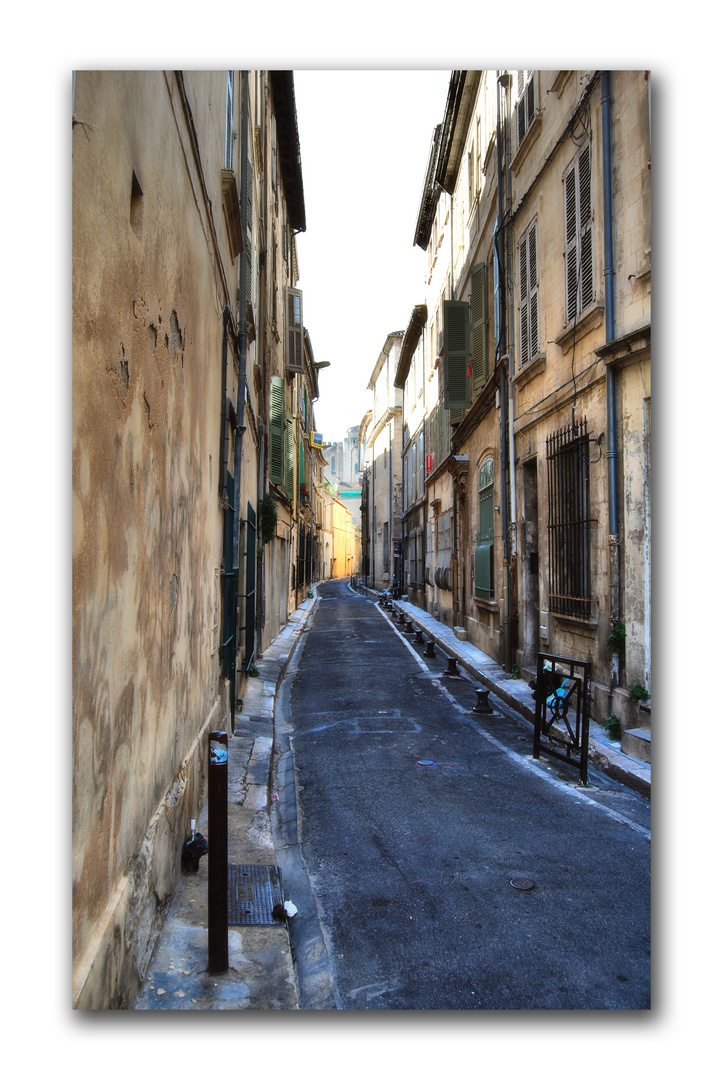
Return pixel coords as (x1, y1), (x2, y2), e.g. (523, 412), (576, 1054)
(231, 71), (250, 718)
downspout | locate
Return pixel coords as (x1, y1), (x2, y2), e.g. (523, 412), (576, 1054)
(496, 72), (511, 668)
(503, 70), (518, 667)
(231, 71), (250, 718)
(450, 191), (458, 622)
(602, 71), (622, 694)
(219, 307), (230, 501)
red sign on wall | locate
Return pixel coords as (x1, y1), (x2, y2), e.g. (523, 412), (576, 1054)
(426, 454), (435, 473)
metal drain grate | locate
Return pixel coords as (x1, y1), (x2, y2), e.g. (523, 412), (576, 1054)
(228, 864), (284, 926)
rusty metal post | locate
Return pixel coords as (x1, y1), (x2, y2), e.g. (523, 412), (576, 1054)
(208, 730), (228, 974)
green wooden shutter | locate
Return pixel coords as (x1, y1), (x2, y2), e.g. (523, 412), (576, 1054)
(299, 436), (305, 486)
(285, 416), (294, 499)
(269, 375), (285, 486)
(471, 263), (489, 391)
(443, 299), (471, 410)
(475, 459), (494, 599)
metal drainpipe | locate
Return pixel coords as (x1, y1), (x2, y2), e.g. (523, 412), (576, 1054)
(231, 71), (250, 720)
(602, 71), (621, 695)
(219, 306), (230, 500)
(504, 73), (517, 567)
(496, 72), (510, 668)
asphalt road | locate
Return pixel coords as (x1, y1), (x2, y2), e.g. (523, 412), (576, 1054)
(279, 579), (651, 1011)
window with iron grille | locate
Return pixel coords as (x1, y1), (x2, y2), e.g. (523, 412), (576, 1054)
(546, 417), (593, 619)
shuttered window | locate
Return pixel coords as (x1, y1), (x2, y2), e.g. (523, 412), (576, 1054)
(471, 263), (489, 391)
(564, 145), (594, 322)
(286, 287), (304, 372)
(493, 220), (501, 357)
(475, 458), (494, 600)
(442, 299), (471, 410)
(519, 219), (539, 365)
(516, 70), (535, 148)
(285, 416), (294, 500)
(225, 71), (235, 170)
(269, 375), (285, 486)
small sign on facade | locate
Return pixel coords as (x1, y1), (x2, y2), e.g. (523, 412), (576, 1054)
(311, 431), (323, 448)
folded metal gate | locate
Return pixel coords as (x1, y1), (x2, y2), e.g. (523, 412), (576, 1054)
(533, 652), (591, 785)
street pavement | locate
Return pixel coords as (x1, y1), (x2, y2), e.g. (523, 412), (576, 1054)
(280, 578), (651, 1010)
(133, 578), (650, 1011)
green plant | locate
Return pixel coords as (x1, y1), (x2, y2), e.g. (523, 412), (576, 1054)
(602, 714), (622, 739)
(247, 663), (260, 678)
(510, 664), (521, 679)
(606, 619), (626, 654)
(258, 492), (278, 545)
(628, 681), (650, 704)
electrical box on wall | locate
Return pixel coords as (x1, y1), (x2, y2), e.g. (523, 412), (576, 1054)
(539, 611), (549, 644)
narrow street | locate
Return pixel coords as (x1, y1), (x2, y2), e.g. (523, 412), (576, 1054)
(277, 578), (650, 1010)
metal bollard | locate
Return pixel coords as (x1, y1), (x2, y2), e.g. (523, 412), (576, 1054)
(405, 620), (416, 634)
(208, 730), (229, 974)
(423, 638), (436, 658)
(473, 687), (494, 714)
(445, 655), (459, 677)
(415, 629), (425, 643)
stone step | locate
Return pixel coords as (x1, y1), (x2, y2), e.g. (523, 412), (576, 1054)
(621, 727), (651, 765)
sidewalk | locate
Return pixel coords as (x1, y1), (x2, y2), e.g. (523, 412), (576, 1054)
(134, 594), (318, 1011)
(384, 593), (650, 799)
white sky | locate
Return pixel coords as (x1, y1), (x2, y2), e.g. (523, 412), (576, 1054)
(293, 69), (452, 443)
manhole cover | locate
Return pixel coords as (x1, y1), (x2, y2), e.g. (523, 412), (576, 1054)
(228, 864), (284, 925)
(509, 878), (536, 891)
(417, 760), (436, 767)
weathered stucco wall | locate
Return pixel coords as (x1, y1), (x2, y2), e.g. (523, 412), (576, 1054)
(72, 71), (236, 1007)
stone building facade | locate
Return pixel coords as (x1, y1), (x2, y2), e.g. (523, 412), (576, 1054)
(360, 333), (404, 592)
(72, 69), (326, 1008)
(397, 69), (651, 760)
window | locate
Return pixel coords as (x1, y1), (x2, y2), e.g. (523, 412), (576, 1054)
(474, 458), (494, 600)
(516, 70), (535, 148)
(225, 71), (235, 170)
(564, 145), (594, 322)
(493, 219), (501, 357)
(269, 375), (285, 487)
(471, 263), (489, 390)
(547, 417), (592, 619)
(442, 299), (471, 410)
(519, 219), (539, 365)
(285, 287), (304, 372)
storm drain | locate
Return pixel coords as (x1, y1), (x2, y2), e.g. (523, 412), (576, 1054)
(228, 864), (284, 926)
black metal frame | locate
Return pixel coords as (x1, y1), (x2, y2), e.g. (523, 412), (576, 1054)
(533, 651), (591, 785)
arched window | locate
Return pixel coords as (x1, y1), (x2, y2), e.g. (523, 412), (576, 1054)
(475, 458), (494, 600)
